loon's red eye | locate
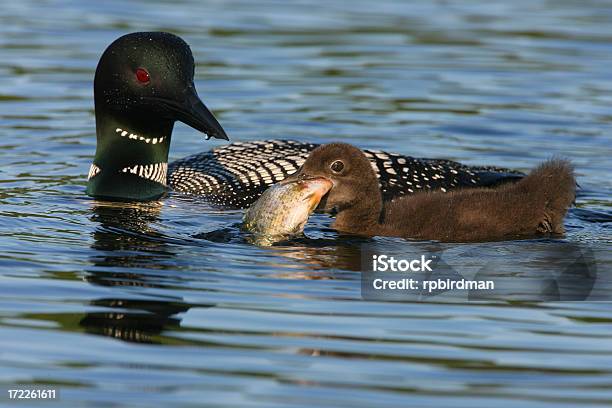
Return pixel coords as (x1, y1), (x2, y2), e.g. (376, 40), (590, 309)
(135, 68), (150, 84)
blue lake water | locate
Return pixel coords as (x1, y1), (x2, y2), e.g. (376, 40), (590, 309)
(1, 0), (611, 406)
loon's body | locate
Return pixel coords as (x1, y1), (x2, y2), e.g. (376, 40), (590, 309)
(87, 32), (522, 204)
(168, 140), (522, 208)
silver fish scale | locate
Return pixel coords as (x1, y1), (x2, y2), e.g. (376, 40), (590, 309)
(168, 140), (523, 208)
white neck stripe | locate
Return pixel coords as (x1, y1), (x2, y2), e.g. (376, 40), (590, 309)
(121, 163), (168, 185)
(115, 127), (166, 145)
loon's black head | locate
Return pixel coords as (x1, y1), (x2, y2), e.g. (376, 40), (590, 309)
(87, 32), (228, 201)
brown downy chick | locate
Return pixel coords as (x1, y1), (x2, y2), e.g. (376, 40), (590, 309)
(289, 143), (575, 242)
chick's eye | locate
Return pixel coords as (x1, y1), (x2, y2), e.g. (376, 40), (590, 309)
(330, 160), (344, 173)
(135, 68), (150, 84)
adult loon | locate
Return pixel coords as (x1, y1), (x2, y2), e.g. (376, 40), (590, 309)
(284, 143), (575, 242)
(87, 32), (523, 206)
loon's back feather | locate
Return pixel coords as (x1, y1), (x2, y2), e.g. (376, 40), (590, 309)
(168, 140), (523, 208)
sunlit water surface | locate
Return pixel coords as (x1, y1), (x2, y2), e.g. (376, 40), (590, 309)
(1, 0), (611, 407)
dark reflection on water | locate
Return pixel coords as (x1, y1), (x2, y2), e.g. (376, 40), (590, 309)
(79, 298), (190, 344)
(1, 0), (612, 407)
(83, 203), (195, 344)
(469, 243), (600, 301)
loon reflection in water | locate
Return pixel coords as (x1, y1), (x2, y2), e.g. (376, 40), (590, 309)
(85, 203), (196, 343)
(68, 203), (604, 345)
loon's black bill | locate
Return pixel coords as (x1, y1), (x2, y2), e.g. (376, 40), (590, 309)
(151, 89), (229, 141)
(181, 91), (229, 141)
